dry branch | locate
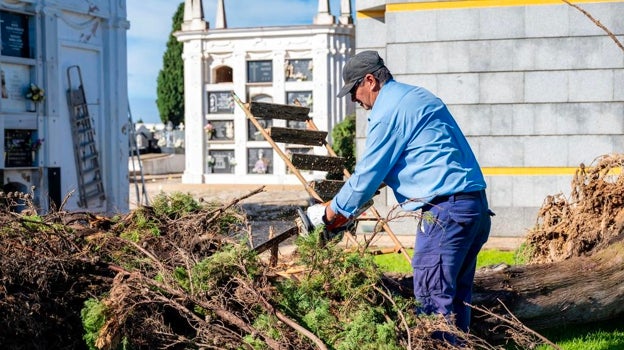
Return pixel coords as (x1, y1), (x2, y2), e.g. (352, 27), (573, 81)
(562, 0), (624, 52)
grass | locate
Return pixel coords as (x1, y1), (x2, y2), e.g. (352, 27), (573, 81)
(534, 318), (624, 350)
(373, 249), (624, 350)
(476, 249), (518, 267)
(372, 248), (516, 274)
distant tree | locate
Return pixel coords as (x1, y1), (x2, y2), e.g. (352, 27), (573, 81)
(156, 2), (184, 126)
(328, 114), (356, 180)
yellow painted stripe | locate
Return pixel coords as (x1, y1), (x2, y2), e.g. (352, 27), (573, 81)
(482, 167), (622, 176)
(387, 0), (622, 11)
(358, 10), (385, 19)
(357, 0), (622, 18)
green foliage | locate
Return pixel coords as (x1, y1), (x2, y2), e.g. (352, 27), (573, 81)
(252, 313), (282, 341)
(22, 214), (46, 231)
(330, 114), (356, 178)
(151, 192), (201, 219)
(150, 192), (244, 234)
(299, 298), (339, 340)
(119, 229), (141, 242)
(242, 334), (268, 350)
(211, 205), (246, 234)
(339, 306), (401, 350)
(81, 298), (107, 350)
(276, 229), (415, 348)
(119, 210), (160, 242)
(82, 298), (132, 350)
(156, 2), (184, 126)
(188, 244), (260, 292)
(173, 266), (190, 291)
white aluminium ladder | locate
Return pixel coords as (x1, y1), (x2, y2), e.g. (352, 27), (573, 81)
(66, 65), (105, 208)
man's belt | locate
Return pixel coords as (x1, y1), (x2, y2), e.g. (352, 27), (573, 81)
(428, 190), (484, 205)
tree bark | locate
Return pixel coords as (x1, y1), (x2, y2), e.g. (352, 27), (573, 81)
(471, 240), (624, 332)
(388, 241), (624, 334)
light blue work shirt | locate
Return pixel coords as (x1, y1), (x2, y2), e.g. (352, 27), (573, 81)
(330, 79), (486, 218)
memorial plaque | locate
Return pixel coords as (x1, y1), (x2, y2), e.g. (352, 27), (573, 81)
(247, 119), (272, 141)
(287, 119), (307, 130)
(248, 148), (273, 174)
(286, 91), (313, 112)
(285, 59), (313, 81)
(207, 149), (235, 174)
(0, 11), (31, 58)
(247, 60), (273, 83)
(205, 120), (234, 141)
(4, 129), (33, 167)
(207, 91), (234, 114)
(1, 63), (30, 112)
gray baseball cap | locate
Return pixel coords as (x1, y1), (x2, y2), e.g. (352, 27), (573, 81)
(337, 50), (385, 98)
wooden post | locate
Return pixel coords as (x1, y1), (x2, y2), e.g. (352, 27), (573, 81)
(269, 226), (278, 267)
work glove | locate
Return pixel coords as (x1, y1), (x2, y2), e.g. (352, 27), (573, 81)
(306, 202), (351, 232)
(302, 202), (353, 243)
(305, 203), (328, 229)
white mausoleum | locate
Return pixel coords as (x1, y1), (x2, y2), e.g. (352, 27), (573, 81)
(177, 0), (355, 185)
(0, 0), (129, 213)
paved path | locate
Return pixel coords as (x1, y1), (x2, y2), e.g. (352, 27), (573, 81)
(129, 174), (523, 251)
(130, 174), (309, 207)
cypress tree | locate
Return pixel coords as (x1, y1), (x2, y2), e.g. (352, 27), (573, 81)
(156, 2), (184, 126)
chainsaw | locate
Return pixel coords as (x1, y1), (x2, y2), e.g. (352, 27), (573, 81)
(295, 199), (374, 244)
(296, 207), (354, 243)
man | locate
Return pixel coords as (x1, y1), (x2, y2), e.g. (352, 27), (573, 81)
(306, 50), (492, 338)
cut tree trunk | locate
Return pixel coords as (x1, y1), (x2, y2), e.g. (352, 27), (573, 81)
(389, 240), (624, 334)
(471, 240), (624, 332)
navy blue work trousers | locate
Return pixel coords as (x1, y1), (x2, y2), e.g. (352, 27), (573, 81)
(412, 190), (491, 333)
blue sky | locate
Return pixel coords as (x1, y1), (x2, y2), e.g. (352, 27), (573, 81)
(127, 0), (353, 124)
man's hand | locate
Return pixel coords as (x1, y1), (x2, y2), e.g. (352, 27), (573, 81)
(301, 202), (350, 243)
(306, 202), (351, 232)
(305, 203), (328, 228)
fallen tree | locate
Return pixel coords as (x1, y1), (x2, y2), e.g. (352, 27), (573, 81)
(1, 187), (553, 349)
(476, 154), (624, 329)
(2, 154), (622, 348)
(471, 240), (624, 332)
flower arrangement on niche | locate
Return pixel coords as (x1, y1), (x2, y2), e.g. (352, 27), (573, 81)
(5, 138), (44, 153)
(25, 83), (45, 102)
(206, 155), (216, 167)
(204, 122), (215, 139)
(30, 138), (45, 152)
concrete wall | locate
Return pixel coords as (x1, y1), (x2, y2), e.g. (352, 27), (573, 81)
(355, 0), (624, 237)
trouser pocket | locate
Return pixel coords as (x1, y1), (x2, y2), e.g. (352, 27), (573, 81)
(412, 253), (442, 314)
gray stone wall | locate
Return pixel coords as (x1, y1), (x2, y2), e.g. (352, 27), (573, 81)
(354, 1), (624, 237)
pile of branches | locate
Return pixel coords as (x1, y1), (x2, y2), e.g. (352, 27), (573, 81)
(0, 190), (251, 349)
(0, 188), (544, 349)
(525, 153), (624, 263)
(0, 192), (114, 349)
